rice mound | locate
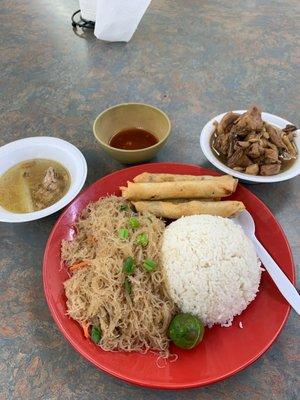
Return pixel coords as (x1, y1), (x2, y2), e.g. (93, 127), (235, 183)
(162, 215), (262, 327)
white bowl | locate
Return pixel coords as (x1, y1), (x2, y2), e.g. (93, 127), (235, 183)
(200, 110), (300, 183)
(0, 137), (87, 222)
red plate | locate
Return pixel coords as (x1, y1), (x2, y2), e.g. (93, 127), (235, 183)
(43, 163), (295, 389)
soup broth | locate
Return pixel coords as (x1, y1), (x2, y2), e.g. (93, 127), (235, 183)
(0, 159), (70, 213)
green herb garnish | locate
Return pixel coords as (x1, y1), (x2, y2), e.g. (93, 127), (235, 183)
(118, 228), (129, 240)
(136, 233), (149, 247)
(91, 326), (102, 344)
(122, 256), (135, 275)
(129, 217), (139, 229)
(143, 259), (157, 271)
(124, 277), (132, 295)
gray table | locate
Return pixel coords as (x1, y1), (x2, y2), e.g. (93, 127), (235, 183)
(1, 0), (299, 399)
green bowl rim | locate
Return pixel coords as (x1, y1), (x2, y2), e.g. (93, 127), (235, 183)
(93, 102), (171, 153)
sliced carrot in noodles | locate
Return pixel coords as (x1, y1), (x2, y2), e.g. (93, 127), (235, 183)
(80, 321), (90, 339)
(69, 260), (91, 271)
(87, 235), (97, 244)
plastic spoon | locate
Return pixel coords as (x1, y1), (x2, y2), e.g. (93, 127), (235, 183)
(233, 210), (300, 315)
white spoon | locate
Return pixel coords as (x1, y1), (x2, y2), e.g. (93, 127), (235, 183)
(232, 210), (300, 315)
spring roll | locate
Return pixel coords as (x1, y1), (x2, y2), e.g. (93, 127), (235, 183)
(133, 172), (222, 183)
(165, 198), (221, 203)
(120, 176), (238, 200)
(133, 200), (245, 218)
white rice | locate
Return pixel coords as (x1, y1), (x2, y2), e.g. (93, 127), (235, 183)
(162, 215), (261, 327)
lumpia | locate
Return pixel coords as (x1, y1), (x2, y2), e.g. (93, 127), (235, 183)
(133, 200), (245, 218)
(120, 175), (238, 200)
(133, 172), (223, 183)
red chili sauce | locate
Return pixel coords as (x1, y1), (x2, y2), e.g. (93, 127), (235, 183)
(109, 128), (158, 150)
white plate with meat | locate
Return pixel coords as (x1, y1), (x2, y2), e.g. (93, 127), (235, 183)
(200, 107), (300, 183)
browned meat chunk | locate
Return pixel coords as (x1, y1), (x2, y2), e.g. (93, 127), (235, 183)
(217, 112), (240, 134)
(282, 135), (297, 157)
(228, 136), (237, 158)
(262, 129), (270, 139)
(33, 167), (65, 210)
(265, 124), (286, 149)
(247, 142), (263, 159)
(231, 106), (264, 136)
(227, 148), (252, 168)
(287, 132), (296, 141)
(245, 164), (259, 175)
(213, 133), (230, 155)
(260, 164), (281, 176)
(245, 132), (259, 142)
(282, 124), (297, 133)
(264, 148), (279, 164)
(236, 141), (250, 149)
(42, 167), (59, 191)
(233, 167), (245, 172)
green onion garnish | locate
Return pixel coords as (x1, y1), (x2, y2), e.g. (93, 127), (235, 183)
(91, 326), (102, 344)
(118, 228), (129, 240)
(120, 204), (129, 211)
(143, 259), (157, 271)
(124, 277), (132, 295)
(129, 217), (139, 229)
(136, 233), (149, 247)
(122, 256), (135, 275)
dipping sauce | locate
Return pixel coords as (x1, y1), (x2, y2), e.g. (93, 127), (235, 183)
(109, 128), (158, 150)
(0, 159), (70, 213)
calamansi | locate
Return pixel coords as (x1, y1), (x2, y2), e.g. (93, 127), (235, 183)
(168, 313), (204, 349)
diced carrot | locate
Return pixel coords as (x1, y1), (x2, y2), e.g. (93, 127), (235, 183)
(69, 260), (91, 272)
(87, 235), (97, 244)
(81, 321), (90, 339)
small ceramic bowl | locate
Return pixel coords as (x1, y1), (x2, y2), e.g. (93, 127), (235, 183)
(93, 103), (171, 164)
(0, 137), (87, 223)
(200, 110), (300, 183)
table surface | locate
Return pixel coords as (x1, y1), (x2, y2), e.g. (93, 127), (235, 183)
(1, 0), (299, 399)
